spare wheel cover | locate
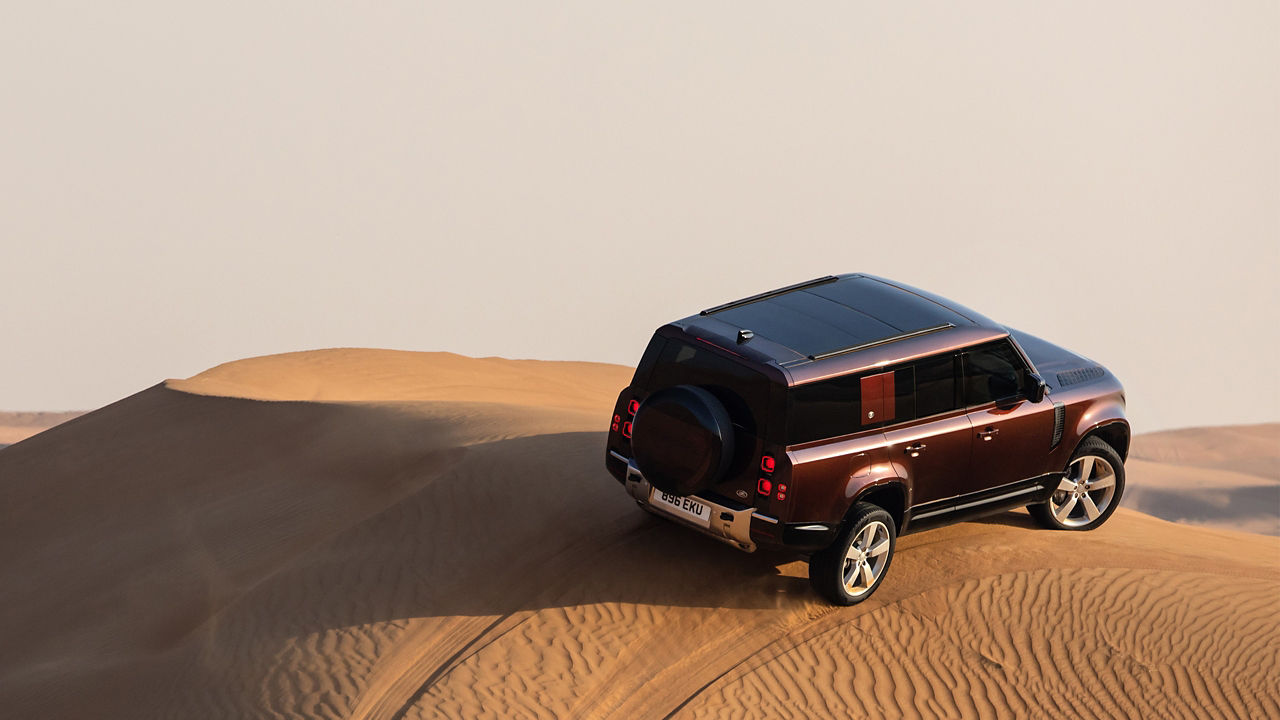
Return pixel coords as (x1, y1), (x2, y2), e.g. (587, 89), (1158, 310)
(631, 385), (736, 496)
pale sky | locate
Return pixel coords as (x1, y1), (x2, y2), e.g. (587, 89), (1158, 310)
(2, 1), (1277, 434)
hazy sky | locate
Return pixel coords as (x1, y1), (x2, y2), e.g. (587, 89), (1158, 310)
(2, 2), (1277, 433)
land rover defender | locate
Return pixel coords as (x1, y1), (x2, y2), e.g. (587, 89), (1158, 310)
(604, 274), (1129, 605)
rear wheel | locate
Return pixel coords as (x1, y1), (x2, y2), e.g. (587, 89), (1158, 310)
(1029, 437), (1125, 530)
(808, 503), (896, 605)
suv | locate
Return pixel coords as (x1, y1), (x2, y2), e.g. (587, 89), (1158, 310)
(604, 274), (1128, 605)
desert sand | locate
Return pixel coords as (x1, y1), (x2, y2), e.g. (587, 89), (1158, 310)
(1, 349), (1276, 719)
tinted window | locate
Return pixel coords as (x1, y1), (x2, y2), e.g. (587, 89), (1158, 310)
(962, 341), (1029, 406)
(892, 366), (915, 422)
(788, 374), (861, 444)
(913, 352), (959, 418)
(648, 339), (770, 434)
(788, 367), (914, 443)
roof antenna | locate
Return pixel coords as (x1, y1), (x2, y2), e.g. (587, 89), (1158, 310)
(737, 329), (755, 344)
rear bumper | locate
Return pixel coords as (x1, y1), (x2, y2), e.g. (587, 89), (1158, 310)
(615, 451), (768, 552)
(612, 451), (828, 553)
(779, 522), (839, 550)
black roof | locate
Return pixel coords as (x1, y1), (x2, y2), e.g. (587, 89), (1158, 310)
(677, 274), (999, 369)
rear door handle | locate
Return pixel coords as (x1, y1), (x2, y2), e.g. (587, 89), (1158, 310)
(977, 427), (1000, 441)
(904, 443), (927, 457)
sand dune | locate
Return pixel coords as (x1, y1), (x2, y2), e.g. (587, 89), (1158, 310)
(1126, 424), (1280, 536)
(1130, 424), (1279, 480)
(1, 350), (1276, 719)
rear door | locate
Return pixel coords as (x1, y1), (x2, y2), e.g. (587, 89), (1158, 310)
(644, 337), (775, 504)
(882, 352), (972, 507)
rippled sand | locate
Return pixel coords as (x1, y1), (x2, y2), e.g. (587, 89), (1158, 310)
(1, 349), (1275, 719)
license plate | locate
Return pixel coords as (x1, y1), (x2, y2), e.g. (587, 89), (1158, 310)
(651, 490), (711, 527)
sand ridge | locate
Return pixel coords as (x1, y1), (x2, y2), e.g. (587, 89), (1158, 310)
(1130, 424), (1279, 480)
(0, 349), (1276, 719)
(167, 348), (633, 414)
(1126, 424), (1280, 536)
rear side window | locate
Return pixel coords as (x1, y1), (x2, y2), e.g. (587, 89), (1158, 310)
(789, 374), (861, 444)
(647, 339), (770, 435)
(788, 367), (913, 444)
(962, 340), (1029, 406)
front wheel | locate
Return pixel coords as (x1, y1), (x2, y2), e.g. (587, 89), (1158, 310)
(1029, 437), (1125, 530)
(808, 503), (896, 605)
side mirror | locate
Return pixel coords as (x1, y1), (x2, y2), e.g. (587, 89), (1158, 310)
(1026, 373), (1049, 403)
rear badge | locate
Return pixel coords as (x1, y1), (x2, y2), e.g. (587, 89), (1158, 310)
(736, 489), (749, 499)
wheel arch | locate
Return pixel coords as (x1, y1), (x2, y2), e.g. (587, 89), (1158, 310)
(845, 480), (907, 535)
(1078, 419), (1131, 461)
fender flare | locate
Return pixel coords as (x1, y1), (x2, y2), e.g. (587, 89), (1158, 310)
(1075, 418), (1131, 461)
(842, 476), (909, 534)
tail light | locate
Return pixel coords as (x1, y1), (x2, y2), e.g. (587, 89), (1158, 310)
(627, 399), (640, 415)
(760, 453), (783, 498)
(611, 414), (620, 432)
(621, 421), (633, 439)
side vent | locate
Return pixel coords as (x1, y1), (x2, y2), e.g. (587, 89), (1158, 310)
(1057, 366), (1104, 387)
(1050, 402), (1066, 449)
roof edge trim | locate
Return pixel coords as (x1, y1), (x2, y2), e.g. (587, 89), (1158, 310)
(808, 323), (956, 361)
(700, 275), (840, 316)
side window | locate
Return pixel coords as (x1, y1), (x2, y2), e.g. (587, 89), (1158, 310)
(788, 374), (861, 444)
(787, 366), (916, 443)
(913, 352), (959, 418)
(962, 340), (1029, 407)
(893, 366), (916, 421)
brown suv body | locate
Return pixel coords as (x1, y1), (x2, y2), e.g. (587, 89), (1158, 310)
(604, 274), (1128, 557)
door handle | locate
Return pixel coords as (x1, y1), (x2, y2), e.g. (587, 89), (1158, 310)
(904, 443), (927, 457)
(977, 427), (1000, 441)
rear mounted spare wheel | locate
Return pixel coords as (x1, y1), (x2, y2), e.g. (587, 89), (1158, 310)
(631, 385), (735, 496)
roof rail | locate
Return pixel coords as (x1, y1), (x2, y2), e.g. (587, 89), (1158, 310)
(700, 275), (839, 316)
(808, 323), (955, 361)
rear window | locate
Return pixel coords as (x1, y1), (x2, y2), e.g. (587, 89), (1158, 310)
(646, 338), (771, 435)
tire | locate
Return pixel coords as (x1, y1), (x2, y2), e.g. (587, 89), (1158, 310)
(631, 385), (735, 496)
(1029, 437), (1125, 531)
(808, 502), (896, 606)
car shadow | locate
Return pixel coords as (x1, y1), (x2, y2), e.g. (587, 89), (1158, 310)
(3, 387), (1037, 664)
(247, 428), (821, 634)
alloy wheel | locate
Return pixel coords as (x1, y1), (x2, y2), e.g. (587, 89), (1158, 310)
(1049, 455), (1118, 528)
(842, 520), (891, 597)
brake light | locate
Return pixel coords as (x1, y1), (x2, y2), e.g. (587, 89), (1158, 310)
(627, 399), (640, 415)
(757, 478), (772, 495)
(761, 455), (775, 473)
(621, 421), (633, 438)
